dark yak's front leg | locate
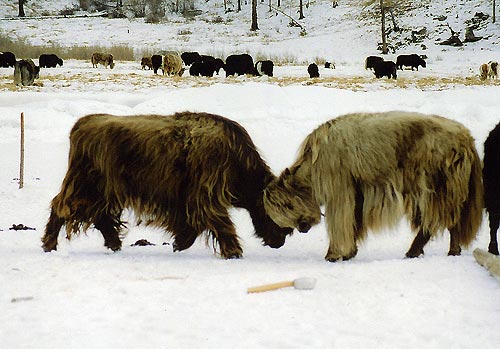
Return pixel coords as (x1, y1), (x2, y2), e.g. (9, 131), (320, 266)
(172, 222), (200, 252)
(42, 208), (65, 252)
(94, 212), (123, 251)
(208, 212), (243, 259)
(488, 213), (500, 255)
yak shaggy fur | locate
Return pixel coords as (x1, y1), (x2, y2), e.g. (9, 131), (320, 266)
(162, 54), (184, 76)
(13, 59), (40, 86)
(264, 111), (483, 262)
(42, 112), (292, 258)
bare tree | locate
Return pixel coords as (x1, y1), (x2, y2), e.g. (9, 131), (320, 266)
(251, 0), (259, 30)
(145, 0), (164, 22)
(380, 0), (388, 54)
(298, 0), (305, 19)
(494, 0), (496, 23)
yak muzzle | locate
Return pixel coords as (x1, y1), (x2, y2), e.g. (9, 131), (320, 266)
(298, 220), (312, 234)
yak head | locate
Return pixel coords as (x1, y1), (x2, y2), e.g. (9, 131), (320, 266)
(263, 167), (321, 234)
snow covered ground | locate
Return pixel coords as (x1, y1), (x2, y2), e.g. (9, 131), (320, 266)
(1, 1), (500, 348)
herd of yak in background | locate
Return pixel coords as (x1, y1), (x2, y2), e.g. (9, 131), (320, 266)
(0, 49), (498, 85)
(1, 48), (500, 261)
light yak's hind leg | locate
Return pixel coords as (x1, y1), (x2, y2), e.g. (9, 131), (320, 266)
(447, 227), (462, 256)
(42, 208), (65, 252)
(405, 230), (431, 258)
(406, 206), (431, 258)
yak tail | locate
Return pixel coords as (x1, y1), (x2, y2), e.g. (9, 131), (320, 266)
(455, 148), (484, 247)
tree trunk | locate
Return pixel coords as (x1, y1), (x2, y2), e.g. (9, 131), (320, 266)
(494, 0), (496, 23)
(251, 0), (259, 31)
(237, 0), (241, 12)
(18, 0), (26, 17)
(299, 0), (305, 19)
(380, 0), (388, 54)
(388, 9), (399, 32)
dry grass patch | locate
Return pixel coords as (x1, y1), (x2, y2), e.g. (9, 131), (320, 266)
(0, 33), (135, 61)
(395, 76), (500, 90)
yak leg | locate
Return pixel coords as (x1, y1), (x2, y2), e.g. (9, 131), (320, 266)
(324, 232), (358, 262)
(324, 198), (360, 262)
(488, 213), (500, 255)
(405, 230), (431, 258)
(42, 208), (65, 252)
(172, 224), (200, 252)
(208, 213), (243, 259)
(447, 227), (462, 256)
(94, 213), (122, 251)
(172, 200), (201, 252)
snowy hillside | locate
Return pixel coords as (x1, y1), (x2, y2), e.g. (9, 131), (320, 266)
(1, 0), (499, 62)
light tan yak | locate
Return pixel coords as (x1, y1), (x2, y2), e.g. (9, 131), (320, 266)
(263, 111), (483, 262)
(91, 52), (115, 69)
(162, 53), (184, 76)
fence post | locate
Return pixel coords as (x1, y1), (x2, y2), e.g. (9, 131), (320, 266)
(19, 112), (24, 189)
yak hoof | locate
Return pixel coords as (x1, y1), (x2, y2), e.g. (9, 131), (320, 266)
(172, 243), (183, 252)
(42, 244), (57, 252)
(447, 247), (461, 256)
(325, 256), (341, 263)
(41, 237), (58, 252)
(222, 249), (243, 259)
(325, 247), (358, 262)
(488, 243), (499, 256)
(106, 244), (122, 252)
(223, 253), (243, 260)
(172, 241), (195, 252)
(405, 251), (423, 258)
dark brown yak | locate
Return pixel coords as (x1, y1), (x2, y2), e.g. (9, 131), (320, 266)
(264, 111), (483, 262)
(42, 112), (292, 258)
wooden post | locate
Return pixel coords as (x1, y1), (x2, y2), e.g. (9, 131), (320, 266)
(19, 112), (24, 189)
